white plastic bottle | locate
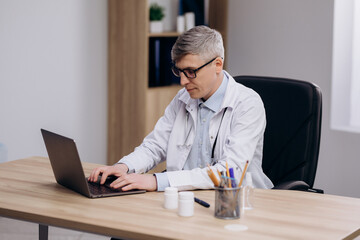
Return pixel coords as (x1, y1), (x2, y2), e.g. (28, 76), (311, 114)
(178, 192), (194, 217)
(243, 172), (254, 210)
(164, 187), (178, 209)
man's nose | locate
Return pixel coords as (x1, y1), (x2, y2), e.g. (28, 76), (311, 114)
(180, 73), (190, 86)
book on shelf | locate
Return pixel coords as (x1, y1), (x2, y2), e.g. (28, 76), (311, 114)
(149, 37), (179, 87)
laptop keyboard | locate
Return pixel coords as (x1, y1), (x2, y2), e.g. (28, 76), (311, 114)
(87, 178), (123, 195)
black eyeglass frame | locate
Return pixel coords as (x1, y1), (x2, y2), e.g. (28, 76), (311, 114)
(171, 57), (218, 79)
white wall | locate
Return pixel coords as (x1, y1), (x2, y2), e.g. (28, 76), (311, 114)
(227, 0), (360, 198)
(0, 0), (108, 164)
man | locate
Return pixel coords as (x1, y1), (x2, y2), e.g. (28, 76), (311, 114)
(89, 26), (273, 191)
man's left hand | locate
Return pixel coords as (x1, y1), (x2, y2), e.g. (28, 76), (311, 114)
(110, 173), (157, 192)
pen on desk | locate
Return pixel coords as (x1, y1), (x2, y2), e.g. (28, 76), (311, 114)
(238, 160), (249, 187)
(194, 197), (210, 208)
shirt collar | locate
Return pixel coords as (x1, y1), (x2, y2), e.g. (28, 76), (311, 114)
(198, 72), (229, 112)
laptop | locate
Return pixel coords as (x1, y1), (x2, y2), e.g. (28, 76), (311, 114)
(41, 129), (146, 198)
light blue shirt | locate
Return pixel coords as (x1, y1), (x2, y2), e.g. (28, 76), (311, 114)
(155, 73), (229, 191)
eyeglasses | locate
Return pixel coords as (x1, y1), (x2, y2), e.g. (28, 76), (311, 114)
(171, 57), (217, 79)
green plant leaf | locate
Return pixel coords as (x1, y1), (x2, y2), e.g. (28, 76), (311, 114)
(149, 3), (165, 21)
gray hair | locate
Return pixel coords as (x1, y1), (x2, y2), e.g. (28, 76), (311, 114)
(171, 25), (225, 63)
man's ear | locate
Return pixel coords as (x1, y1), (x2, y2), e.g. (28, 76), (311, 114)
(215, 57), (224, 73)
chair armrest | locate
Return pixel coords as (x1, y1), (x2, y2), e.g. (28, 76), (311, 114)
(273, 180), (310, 191)
(273, 180), (324, 193)
(307, 188), (324, 194)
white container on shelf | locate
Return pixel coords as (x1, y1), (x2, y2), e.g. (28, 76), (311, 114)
(177, 15), (185, 33)
(185, 12), (195, 31)
(150, 21), (164, 33)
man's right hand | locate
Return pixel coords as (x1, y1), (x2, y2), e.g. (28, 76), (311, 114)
(88, 163), (129, 185)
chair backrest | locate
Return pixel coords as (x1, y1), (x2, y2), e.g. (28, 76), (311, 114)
(234, 76), (322, 188)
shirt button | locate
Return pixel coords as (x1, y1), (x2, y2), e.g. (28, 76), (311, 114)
(202, 119), (206, 122)
(210, 136), (214, 139)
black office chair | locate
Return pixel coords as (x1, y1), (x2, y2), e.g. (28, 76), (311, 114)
(234, 76), (323, 193)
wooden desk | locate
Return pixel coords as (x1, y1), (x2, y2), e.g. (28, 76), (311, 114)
(0, 157), (359, 240)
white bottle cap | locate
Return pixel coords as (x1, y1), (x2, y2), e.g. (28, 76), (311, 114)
(165, 187), (178, 195)
(179, 191), (194, 200)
